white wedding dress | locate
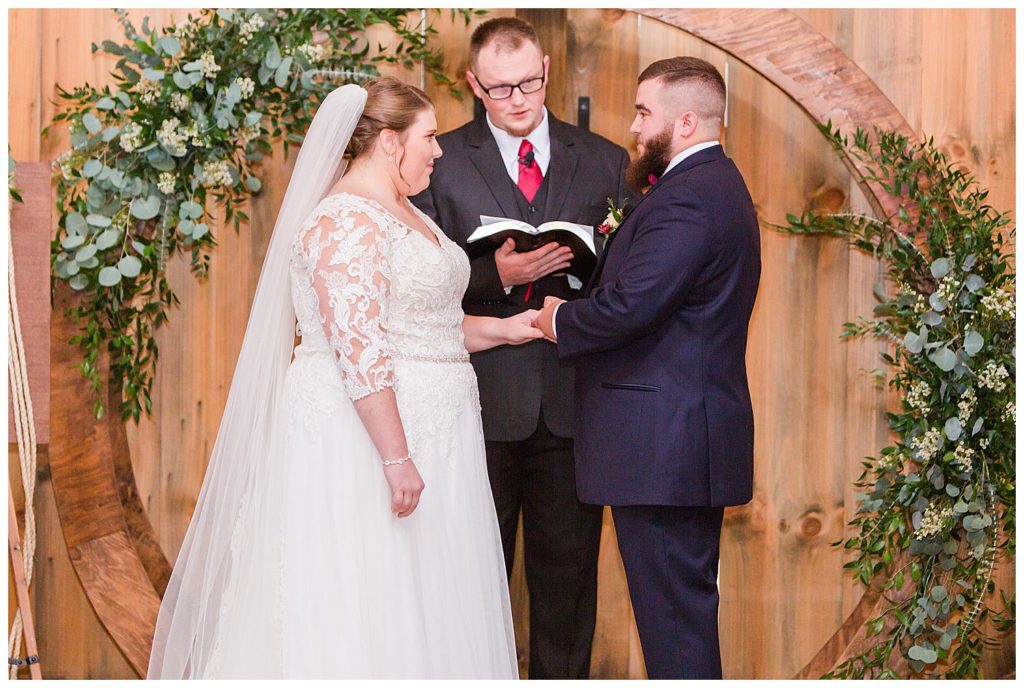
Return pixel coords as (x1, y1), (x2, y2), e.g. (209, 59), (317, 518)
(194, 192), (518, 678)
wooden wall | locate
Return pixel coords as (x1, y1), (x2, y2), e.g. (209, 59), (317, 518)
(7, 7), (1014, 679)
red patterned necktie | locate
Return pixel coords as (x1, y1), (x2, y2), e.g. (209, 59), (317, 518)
(517, 139), (542, 202)
(517, 139), (543, 302)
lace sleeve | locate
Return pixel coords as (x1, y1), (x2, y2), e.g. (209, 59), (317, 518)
(305, 208), (395, 401)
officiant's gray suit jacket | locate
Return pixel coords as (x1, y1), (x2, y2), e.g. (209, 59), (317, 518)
(412, 113), (633, 441)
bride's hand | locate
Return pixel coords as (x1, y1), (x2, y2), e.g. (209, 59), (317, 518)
(383, 460), (425, 518)
(505, 309), (545, 345)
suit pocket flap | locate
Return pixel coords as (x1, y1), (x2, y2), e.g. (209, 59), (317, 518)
(601, 382), (660, 392)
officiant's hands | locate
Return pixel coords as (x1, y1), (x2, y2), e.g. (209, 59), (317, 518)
(535, 296), (564, 342)
(495, 238), (574, 288)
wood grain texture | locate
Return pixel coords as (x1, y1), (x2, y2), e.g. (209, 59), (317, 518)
(10, 7), (1014, 678)
(8, 163), (51, 444)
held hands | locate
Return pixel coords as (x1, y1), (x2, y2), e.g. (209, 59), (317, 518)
(504, 309), (545, 345)
(382, 460), (424, 518)
(535, 296), (564, 343)
(495, 238), (574, 288)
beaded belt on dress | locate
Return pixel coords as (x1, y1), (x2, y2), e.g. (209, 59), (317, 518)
(393, 351), (470, 364)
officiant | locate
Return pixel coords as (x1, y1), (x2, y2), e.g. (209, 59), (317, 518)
(411, 16), (634, 680)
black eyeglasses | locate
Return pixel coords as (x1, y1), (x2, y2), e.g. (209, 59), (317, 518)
(475, 70), (546, 100)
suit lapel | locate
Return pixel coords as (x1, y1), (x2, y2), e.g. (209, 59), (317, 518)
(542, 118), (578, 221)
(466, 117), (517, 219)
(583, 144), (727, 295)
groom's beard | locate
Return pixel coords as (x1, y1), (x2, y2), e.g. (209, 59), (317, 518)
(626, 126), (673, 193)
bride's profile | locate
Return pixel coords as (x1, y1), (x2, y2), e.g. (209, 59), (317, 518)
(147, 77), (535, 679)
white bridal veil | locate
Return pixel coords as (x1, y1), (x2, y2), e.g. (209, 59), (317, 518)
(147, 83), (368, 678)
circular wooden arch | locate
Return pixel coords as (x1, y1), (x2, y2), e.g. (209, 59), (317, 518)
(48, 7), (918, 677)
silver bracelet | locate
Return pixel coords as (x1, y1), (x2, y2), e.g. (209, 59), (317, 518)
(382, 455), (413, 467)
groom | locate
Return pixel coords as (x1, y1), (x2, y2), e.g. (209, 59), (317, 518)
(536, 57), (761, 679)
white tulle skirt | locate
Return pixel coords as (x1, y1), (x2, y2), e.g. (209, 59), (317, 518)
(190, 353), (518, 679)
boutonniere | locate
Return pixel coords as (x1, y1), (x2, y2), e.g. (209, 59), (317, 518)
(597, 197), (624, 237)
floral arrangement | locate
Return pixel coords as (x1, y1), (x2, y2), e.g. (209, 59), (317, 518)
(47, 8), (479, 420)
(778, 122), (1015, 678)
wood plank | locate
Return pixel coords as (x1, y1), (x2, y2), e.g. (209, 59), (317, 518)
(8, 162), (51, 444)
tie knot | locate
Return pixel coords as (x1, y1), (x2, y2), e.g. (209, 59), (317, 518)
(518, 139), (534, 158)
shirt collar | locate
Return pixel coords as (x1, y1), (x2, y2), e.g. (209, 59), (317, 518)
(663, 140), (721, 176)
(486, 106), (551, 162)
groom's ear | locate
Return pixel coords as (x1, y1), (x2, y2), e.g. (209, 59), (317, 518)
(466, 70), (485, 100)
(674, 110), (699, 140)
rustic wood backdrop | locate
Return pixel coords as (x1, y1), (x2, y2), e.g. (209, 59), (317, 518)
(8, 7), (1015, 678)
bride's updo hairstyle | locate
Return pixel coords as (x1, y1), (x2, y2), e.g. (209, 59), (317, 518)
(344, 76), (433, 168)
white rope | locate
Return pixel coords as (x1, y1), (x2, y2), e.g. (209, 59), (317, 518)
(7, 229), (39, 679)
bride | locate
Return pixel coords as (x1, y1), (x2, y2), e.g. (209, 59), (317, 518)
(147, 77), (537, 679)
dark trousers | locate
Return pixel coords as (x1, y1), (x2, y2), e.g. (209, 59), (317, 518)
(611, 505), (725, 680)
(485, 415), (604, 679)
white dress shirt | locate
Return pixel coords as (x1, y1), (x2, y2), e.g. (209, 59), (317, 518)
(486, 107), (551, 183)
(551, 139), (722, 338)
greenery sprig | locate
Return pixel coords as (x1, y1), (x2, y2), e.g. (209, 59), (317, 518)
(776, 122), (1015, 678)
(48, 8), (481, 420)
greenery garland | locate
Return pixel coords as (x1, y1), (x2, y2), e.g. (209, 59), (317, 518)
(778, 123), (1015, 678)
(48, 8), (479, 420)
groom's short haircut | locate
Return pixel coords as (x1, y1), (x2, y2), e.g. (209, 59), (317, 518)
(470, 17), (543, 70)
(639, 57), (726, 124)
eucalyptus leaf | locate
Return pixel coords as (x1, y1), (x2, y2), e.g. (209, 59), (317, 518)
(963, 331), (984, 356)
(944, 417), (962, 441)
(929, 347), (957, 371)
(182, 59), (202, 72)
(95, 228), (120, 250)
(69, 274), (89, 290)
(245, 176), (262, 193)
(98, 266), (123, 287)
(130, 194), (162, 220)
(61, 234), (86, 250)
(79, 255), (99, 270)
(173, 71), (193, 90)
(141, 68), (165, 81)
(965, 274), (985, 293)
(275, 56), (293, 87)
(66, 212), (88, 235)
(117, 255), (142, 277)
(86, 213), (112, 227)
(245, 111), (263, 126)
(921, 310), (942, 326)
(930, 257), (951, 279)
(96, 97), (117, 110)
(928, 292), (947, 312)
(82, 113), (102, 133)
(972, 417), (984, 436)
(83, 159), (103, 178)
(101, 126), (120, 142)
(265, 40), (282, 69)
(75, 244), (98, 263)
(157, 36), (181, 56)
(179, 201), (203, 219)
(904, 331), (922, 354)
(131, 240), (147, 255)
(931, 585), (948, 602)
(192, 223), (209, 239)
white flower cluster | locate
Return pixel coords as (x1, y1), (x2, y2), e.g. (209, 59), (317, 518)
(909, 427), (943, 464)
(980, 288), (1014, 319)
(296, 42), (327, 63)
(170, 92), (191, 113)
(905, 380), (932, 414)
(957, 387), (977, 424)
(234, 76), (256, 100)
(953, 443), (975, 473)
(157, 172), (176, 194)
(935, 271), (961, 305)
(1003, 401), (1016, 423)
(915, 500), (954, 540)
(912, 293), (928, 314)
(119, 121), (144, 153)
(238, 120), (262, 145)
(976, 362), (1009, 392)
(202, 159), (233, 187)
(238, 13), (266, 44)
(198, 51), (220, 80)
(157, 117), (188, 156)
(877, 452), (904, 473)
(979, 437), (990, 450)
(138, 76), (161, 105)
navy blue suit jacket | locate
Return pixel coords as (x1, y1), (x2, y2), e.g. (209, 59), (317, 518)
(555, 144), (761, 507)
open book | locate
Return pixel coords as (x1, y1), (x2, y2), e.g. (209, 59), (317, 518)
(466, 216), (597, 282)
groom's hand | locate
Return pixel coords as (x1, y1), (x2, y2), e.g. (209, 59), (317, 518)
(495, 238), (574, 288)
(536, 296), (564, 342)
